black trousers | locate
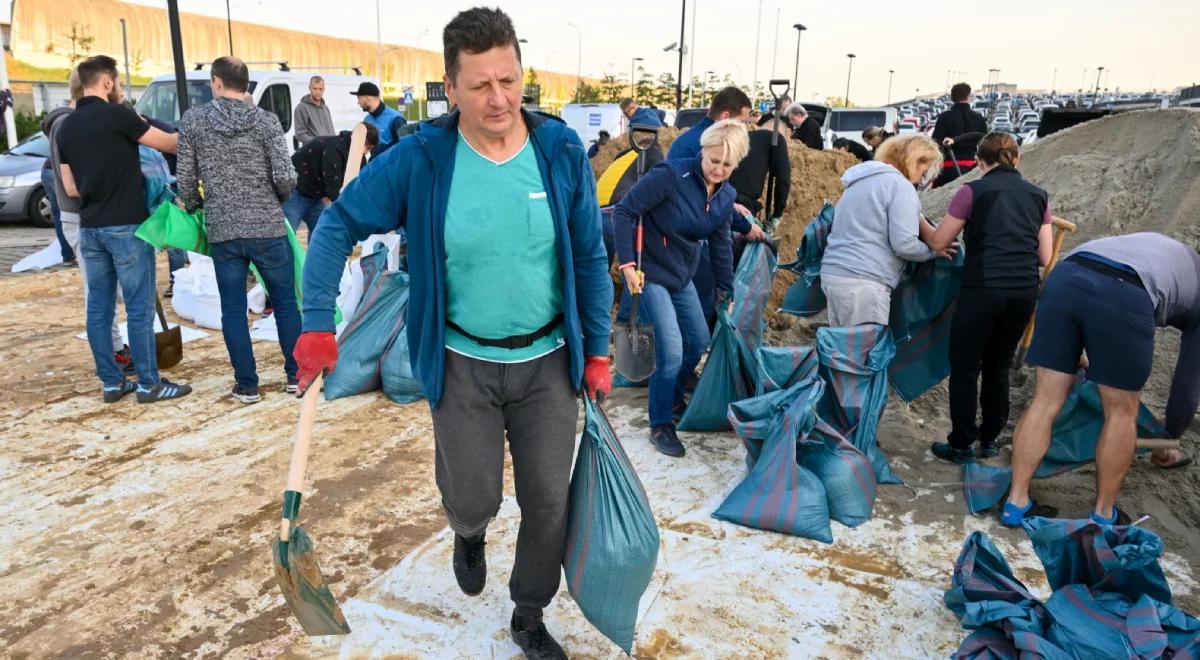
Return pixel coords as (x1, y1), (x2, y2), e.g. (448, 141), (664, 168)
(948, 286), (1039, 449)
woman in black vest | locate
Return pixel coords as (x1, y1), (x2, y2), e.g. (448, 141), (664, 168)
(921, 132), (1054, 463)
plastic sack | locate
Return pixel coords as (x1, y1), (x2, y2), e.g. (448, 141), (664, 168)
(170, 254), (223, 330)
(730, 240), (776, 352)
(677, 308), (757, 432)
(815, 324), (901, 485)
(139, 145), (175, 217)
(714, 378), (833, 543)
(755, 346), (819, 395)
(1045, 586), (1200, 659)
(1024, 518), (1173, 605)
(379, 290), (422, 404)
(798, 419), (877, 528)
(779, 202), (834, 317)
(564, 396), (659, 653)
(324, 247), (408, 400)
(136, 203), (210, 255)
(963, 380), (1165, 513)
(887, 250), (965, 401)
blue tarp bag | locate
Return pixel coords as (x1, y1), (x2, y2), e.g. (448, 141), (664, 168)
(324, 247), (409, 400)
(677, 308), (756, 432)
(1024, 518), (1173, 605)
(779, 203), (834, 317)
(797, 418), (877, 527)
(730, 240), (777, 352)
(887, 249), (965, 402)
(564, 396), (660, 653)
(815, 324), (901, 485)
(139, 145), (175, 216)
(379, 289), (422, 404)
(1045, 586), (1200, 659)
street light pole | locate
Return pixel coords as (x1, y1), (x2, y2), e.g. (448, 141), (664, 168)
(751, 0), (762, 103)
(887, 69), (894, 105)
(375, 0), (382, 82)
(770, 8), (781, 79)
(687, 0), (697, 106)
(791, 23), (806, 96)
(844, 53), (855, 107)
(631, 56), (642, 100)
(1051, 68), (1057, 94)
(225, 0), (234, 55)
(119, 18), (132, 89)
(1093, 66), (1104, 104)
(701, 70), (713, 106)
(567, 22), (582, 102)
(676, 0), (685, 110)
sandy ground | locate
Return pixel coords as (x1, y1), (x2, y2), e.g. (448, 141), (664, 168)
(1, 258), (1196, 658)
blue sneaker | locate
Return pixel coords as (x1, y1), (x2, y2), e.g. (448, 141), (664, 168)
(1000, 498), (1058, 527)
(102, 380), (136, 404)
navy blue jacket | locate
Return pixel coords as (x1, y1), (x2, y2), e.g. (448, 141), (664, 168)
(613, 153), (735, 294)
(627, 107), (663, 128)
(666, 116), (753, 235)
(302, 109), (612, 407)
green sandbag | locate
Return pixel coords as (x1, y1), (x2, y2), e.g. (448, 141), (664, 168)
(136, 203), (210, 255)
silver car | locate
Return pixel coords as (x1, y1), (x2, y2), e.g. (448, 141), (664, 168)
(0, 131), (53, 227)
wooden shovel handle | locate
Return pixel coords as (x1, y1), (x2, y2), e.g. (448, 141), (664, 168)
(280, 373), (323, 542)
(1020, 217), (1078, 351)
(342, 123), (369, 192)
(1136, 439), (1181, 450)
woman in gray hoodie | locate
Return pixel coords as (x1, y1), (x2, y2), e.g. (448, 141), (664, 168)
(820, 134), (952, 326)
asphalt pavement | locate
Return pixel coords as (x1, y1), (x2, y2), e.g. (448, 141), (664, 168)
(0, 223), (58, 277)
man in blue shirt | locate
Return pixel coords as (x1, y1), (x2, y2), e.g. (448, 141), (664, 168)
(619, 97), (662, 129)
(352, 82), (406, 157)
(295, 9), (611, 658)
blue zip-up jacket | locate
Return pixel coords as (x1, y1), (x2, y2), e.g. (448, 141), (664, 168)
(364, 103), (404, 157)
(666, 115), (753, 235)
(627, 107), (663, 128)
(612, 153), (735, 293)
(302, 109), (612, 408)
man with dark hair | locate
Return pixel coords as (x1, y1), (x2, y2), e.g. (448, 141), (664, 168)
(619, 97), (663, 128)
(833, 136), (872, 162)
(729, 114), (792, 232)
(293, 75), (335, 147)
(176, 56), (301, 404)
(56, 55), (191, 404)
(932, 82), (988, 187)
(284, 123), (378, 234)
(587, 129), (610, 159)
(296, 8), (611, 658)
(352, 81), (406, 157)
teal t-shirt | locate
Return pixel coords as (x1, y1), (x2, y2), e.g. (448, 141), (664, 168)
(443, 132), (565, 362)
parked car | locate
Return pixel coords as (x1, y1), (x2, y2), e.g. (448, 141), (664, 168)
(825, 106), (898, 147)
(896, 122), (919, 135)
(0, 131), (52, 228)
(674, 108), (709, 130)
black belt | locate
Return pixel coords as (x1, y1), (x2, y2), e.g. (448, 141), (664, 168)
(1066, 255), (1145, 289)
(446, 314), (564, 350)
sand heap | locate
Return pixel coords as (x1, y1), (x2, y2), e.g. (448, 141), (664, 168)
(591, 126), (858, 326)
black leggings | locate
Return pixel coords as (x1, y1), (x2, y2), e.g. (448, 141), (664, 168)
(948, 286), (1039, 448)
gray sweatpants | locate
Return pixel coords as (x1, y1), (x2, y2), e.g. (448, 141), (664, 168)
(430, 346), (579, 613)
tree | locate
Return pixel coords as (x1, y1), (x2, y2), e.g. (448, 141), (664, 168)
(62, 22), (95, 67)
(826, 96), (856, 108)
(525, 67), (540, 86)
(634, 66), (654, 105)
(653, 72), (677, 108)
(599, 74), (624, 103)
(575, 81), (603, 103)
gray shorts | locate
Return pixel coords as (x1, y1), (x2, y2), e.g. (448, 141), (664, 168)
(821, 274), (892, 326)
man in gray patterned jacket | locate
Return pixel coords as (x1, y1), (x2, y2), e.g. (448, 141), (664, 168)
(177, 56), (301, 404)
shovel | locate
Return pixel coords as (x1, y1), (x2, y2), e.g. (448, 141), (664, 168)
(763, 79), (791, 229)
(1012, 216), (1077, 381)
(271, 373), (351, 635)
(271, 123), (368, 636)
(613, 126), (659, 382)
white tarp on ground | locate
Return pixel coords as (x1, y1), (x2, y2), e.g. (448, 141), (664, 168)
(74, 315), (209, 344)
(293, 403), (1017, 658)
(11, 239), (65, 272)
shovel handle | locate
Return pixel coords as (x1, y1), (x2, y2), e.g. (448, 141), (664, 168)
(280, 373), (323, 542)
(1017, 217), (1076, 356)
(1136, 439), (1181, 450)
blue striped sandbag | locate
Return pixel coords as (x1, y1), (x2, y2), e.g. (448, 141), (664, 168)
(754, 346), (819, 396)
(325, 247), (409, 400)
(1024, 518), (1173, 605)
(1045, 586), (1200, 659)
(677, 308), (757, 432)
(731, 241), (777, 352)
(887, 250), (965, 402)
(962, 380), (1166, 513)
(564, 396), (659, 653)
(798, 419), (877, 527)
(814, 324), (901, 485)
(779, 203), (835, 317)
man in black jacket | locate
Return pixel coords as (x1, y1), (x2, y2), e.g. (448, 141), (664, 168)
(284, 125), (378, 234)
(729, 118), (792, 231)
(784, 103), (824, 150)
(932, 83), (988, 187)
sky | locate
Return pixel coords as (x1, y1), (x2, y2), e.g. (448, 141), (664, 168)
(111, 0), (1199, 106)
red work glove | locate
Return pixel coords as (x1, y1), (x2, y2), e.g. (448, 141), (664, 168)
(584, 355), (612, 401)
(293, 331), (338, 395)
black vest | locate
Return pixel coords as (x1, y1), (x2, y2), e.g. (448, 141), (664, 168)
(961, 167), (1048, 289)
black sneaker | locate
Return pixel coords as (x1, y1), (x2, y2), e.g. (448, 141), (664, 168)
(453, 533), (486, 596)
(232, 384), (261, 404)
(136, 379), (192, 404)
(115, 345), (137, 377)
(978, 440), (1000, 459)
(650, 423), (686, 458)
(932, 442), (976, 464)
(285, 377), (300, 395)
(511, 610), (567, 660)
(102, 380), (136, 404)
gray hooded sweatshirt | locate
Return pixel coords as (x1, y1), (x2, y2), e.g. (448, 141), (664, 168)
(293, 94), (335, 146)
(176, 97), (296, 244)
(41, 106), (81, 214)
(821, 160), (936, 289)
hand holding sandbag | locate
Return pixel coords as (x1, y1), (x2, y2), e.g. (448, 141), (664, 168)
(584, 356), (612, 400)
(294, 331), (338, 395)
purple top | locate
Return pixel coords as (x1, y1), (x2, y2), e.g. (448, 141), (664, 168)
(948, 185), (1053, 225)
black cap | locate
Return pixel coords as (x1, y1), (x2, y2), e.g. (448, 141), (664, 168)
(351, 82), (381, 97)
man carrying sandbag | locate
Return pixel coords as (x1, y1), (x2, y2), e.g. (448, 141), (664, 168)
(176, 56), (301, 404)
(294, 8), (612, 658)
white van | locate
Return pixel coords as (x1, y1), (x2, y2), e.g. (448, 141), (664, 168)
(137, 64), (377, 153)
(561, 103), (625, 149)
(825, 107), (899, 148)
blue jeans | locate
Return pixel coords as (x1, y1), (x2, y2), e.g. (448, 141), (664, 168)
(80, 225), (158, 387)
(282, 190), (327, 234)
(167, 248), (188, 280)
(40, 168), (75, 262)
(211, 236), (301, 390)
(640, 280), (710, 427)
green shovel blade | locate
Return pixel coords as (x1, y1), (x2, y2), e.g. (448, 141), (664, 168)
(272, 525), (351, 636)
